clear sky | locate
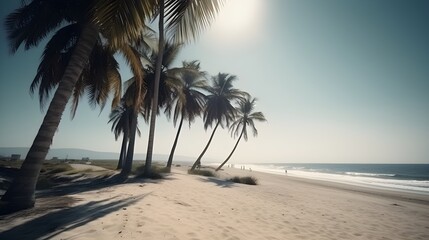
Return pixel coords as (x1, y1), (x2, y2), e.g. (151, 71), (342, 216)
(1, 0), (428, 163)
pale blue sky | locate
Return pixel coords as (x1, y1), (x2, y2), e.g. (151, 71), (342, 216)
(1, 0), (428, 163)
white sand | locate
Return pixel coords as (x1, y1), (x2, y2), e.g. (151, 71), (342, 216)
(1, 166), (428, 240)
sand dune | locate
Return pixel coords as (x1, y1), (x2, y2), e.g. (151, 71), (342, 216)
(1, 166), (428, 239)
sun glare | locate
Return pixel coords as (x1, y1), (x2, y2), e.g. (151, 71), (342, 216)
(208, 0), (264, 44)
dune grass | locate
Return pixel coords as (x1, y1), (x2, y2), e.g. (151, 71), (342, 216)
(36, 162), (75, 189)
(134, 163), (170, 179)
(0, 160), (113, 190)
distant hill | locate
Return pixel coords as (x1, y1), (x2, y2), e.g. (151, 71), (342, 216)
(0, 147), (195, 162)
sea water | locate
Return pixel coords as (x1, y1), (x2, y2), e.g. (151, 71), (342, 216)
(228, 163), (429, 194)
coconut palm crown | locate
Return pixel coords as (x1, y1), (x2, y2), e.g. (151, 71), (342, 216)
(203, 73), (247, 129)
(230, 96), (266, 141)
(165, 60), (208, 126)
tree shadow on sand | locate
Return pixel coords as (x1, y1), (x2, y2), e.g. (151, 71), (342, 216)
(36, 172), (173, 198)
(198, 177), (236, 188)
(0, 194), (147, 239)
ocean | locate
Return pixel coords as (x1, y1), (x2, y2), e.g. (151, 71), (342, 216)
(226, 163), (429, 194)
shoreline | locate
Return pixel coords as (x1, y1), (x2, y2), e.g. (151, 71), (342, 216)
(213, 165), (429, 204)
(1, 165), (428, 239)
(212, 163), (429, 196)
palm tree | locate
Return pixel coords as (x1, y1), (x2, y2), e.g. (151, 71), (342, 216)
(121, 107), (140, 175)
(190, 73), (246, 171)
(115, 42), (182, 176)
(143, 0), (225, 177)
(107, 33), (159, 176)
(109, 100), (142, 170)
(165, 61), (208, 170)
(216, 96), (266, 171)
(1, 0), (154, 211)
(116, 77), (148, 176)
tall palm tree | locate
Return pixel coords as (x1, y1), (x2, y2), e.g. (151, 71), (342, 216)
(108, 33), (158, 176)
(116, 42), (182, 176)
(117, 77), (148, 176)
(190, 73), (246, 171)
(1, 0), (154, 211)
(165, 61), (208, 170)
(144, 0), (225, 177)
(109, 100), (142, 170)
(121, 107), (139, 175)
(216, 96), (266, 171)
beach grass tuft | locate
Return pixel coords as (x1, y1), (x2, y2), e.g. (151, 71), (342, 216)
(134, 164), (166, 179)
(36, 163), (74, 189)
(230, 176), (258, 185)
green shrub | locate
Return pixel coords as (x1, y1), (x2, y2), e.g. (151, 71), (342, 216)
(230, 176), (258, 185)
(188, 169), (216, 177)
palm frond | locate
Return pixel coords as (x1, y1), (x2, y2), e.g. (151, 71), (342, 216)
(4, 0), (79, 53)
(30, 24), (80, 109)
(92, 0), (156, 48)
(166, 60), (208, 127)
(164, 0), (225, 44)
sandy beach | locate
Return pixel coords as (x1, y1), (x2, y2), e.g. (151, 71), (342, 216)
(1, 165), (428, 240)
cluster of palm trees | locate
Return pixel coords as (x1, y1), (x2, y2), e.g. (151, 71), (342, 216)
(0, 0), (265, 213)
(108, 53), (267, 175)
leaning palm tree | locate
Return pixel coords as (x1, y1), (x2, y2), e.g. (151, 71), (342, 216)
(1, 0), (154, 211)
(165, 61), (208, 170)
(190, 73), (247, 171)
(143, 0), (225, 177)
(216, 96), (266, 171)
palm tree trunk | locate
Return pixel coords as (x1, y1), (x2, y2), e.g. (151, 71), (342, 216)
(121, 111), (137, 176)
(0, 24), (98, 212)
(166, 116), (184, 170)
(216, 129), (244, 171)
(144, 0), (165, 178)
(117, 110), (130, 170)
(191, 121), (220, 171)
(117, 130), (128, 170)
